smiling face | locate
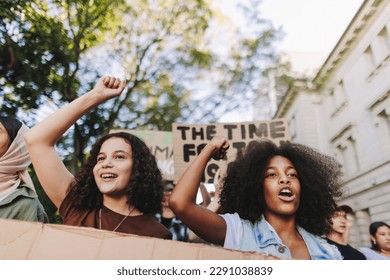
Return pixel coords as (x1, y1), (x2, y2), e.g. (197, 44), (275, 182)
(0, 121), (11, 158)
(262, 155), (301, 218)
(93, 137), (134, 198)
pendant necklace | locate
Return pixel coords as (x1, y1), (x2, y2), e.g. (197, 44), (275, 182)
(99, 205), (135, 232)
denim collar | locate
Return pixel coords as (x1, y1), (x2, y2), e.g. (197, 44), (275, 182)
(253, 215), (342, 259)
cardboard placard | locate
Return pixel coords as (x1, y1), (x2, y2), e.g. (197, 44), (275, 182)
(111, 130), (174, 181)
(0, 219), (280, 260)
(172, 119), (290, 183)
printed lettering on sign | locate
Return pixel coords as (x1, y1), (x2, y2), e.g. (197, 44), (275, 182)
(172, 119), (290, 183)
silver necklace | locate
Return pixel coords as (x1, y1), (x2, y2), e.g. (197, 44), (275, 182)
(99, 205), (135, 232)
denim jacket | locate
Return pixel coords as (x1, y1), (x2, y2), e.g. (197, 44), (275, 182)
(221, 213), (342, 260)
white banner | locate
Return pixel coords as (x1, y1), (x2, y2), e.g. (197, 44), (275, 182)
(0, 260), (386, 280)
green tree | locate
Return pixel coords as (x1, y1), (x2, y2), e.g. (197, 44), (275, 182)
(1, 0), (125, 222)
(1, 0), (125, 173)
(1, 0), (70, 116)
(98, 0), (213, 131)
(107, 0), (289, 125)
(1, 0), (287, 222)
(2, 0), (286, 170)
(184, 0), (290, 123)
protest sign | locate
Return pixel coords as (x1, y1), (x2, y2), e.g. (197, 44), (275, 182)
(0, 218), (278, 260)
(172, 119), (290, 183)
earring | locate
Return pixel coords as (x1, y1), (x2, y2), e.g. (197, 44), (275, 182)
(373, 241), (376, 245)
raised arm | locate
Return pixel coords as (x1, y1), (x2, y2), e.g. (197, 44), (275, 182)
(188, 171), (224, 243)
(169, 136), (229, 245)
(24, 76), (125, 208)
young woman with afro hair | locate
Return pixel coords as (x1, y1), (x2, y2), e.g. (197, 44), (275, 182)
(24, 76), (171, 239)
(169, 136), (344, 259)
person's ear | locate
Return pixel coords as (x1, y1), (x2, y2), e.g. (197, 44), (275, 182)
(370, 236), (376, 245)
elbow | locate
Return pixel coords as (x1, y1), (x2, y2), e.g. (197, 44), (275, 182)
(23, 129), (42, 149)
(23, 130), (34, 147)
(168, 194), (186, 217)
(24, 128), (49, 148)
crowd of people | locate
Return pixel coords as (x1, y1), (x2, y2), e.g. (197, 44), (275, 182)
(1, 76), (389, 260)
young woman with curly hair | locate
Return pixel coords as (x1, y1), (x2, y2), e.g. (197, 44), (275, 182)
(24, 76), (171, 239)
(169, 136), (343, 259)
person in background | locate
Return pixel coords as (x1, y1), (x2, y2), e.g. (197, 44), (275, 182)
(24, 76), (171, 239)
(0, 116), (48, 222)
(325, 205), (366, 259)
(359, 221), (390, 260)
(156, 180), (189, 241)
(343, 208), (355, 244)
(169, 137), (343, 259)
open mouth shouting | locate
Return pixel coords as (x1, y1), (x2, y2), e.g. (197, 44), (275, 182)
(278, 187), (296, 202)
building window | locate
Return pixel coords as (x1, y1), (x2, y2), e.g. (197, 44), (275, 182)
(331, 125), (360, 177)
(344, 136), (360, 175)
(366, 26), (390, 79)
(364, 46), (375, 72)
(334, 145), (345, 168)
(369, 91), (390, 158)
(288, 114), (297, 140)
(329, 80), (347, 116)
(375, 109), (390, 155)
(370, 27), (390, 65)
(380, 26), (390, 50)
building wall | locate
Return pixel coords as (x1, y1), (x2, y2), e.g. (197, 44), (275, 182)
(283, 91), (322, 150)
(274, 0), (390, 248)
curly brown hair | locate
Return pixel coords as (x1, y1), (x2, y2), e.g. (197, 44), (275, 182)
(220, 139), (343, 236)
(68, 132), (163, 214)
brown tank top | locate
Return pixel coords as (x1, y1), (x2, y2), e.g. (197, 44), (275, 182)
(59, 191), (172, 240)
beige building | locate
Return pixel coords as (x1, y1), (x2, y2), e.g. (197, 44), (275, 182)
(274, 0), (390, 247)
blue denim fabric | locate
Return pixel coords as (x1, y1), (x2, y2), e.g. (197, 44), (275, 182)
(222, 213), (342, 260)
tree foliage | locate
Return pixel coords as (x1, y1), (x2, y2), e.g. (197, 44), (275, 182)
(1, 0), (287, 168)
(1, 0), (125, 221)
(1, 0), (125, 172)
(1, 0), (289, 221)
(184, 0), (289, 122)
(97, 0), (213, 131)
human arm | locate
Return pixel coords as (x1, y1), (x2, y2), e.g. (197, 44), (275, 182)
(24, 76), (125, 208)
(187, 169), (224, 243)
(169, 136), (229, 246)
(188, 230), (207, 243)
(187, 189), (222, 243)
